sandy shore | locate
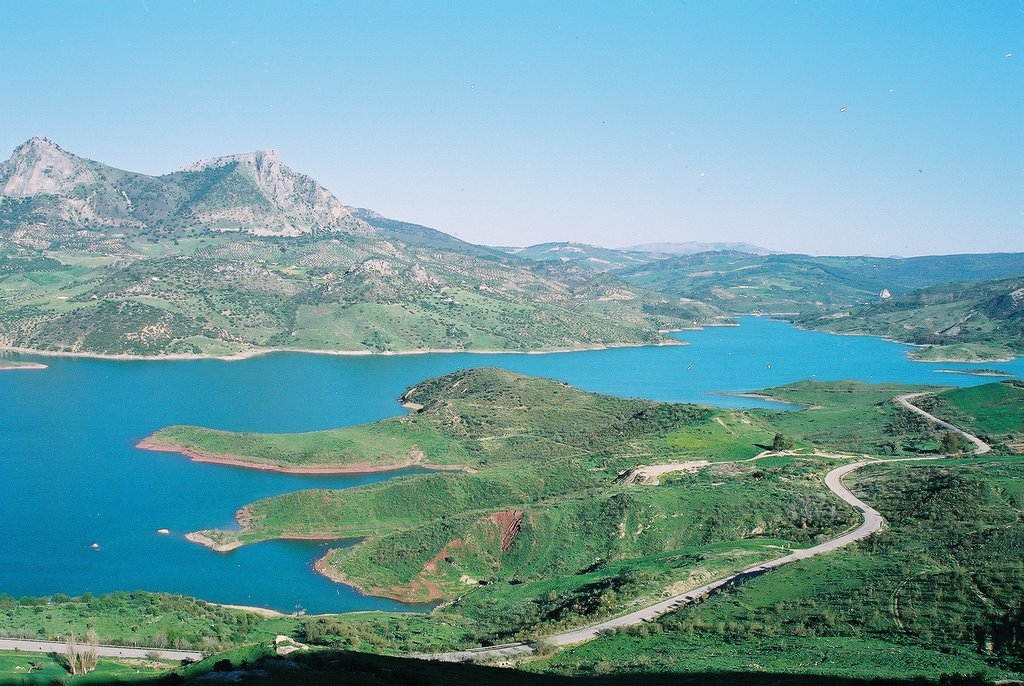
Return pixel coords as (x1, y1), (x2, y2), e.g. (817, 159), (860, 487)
(184, 531), (242, 552)
(208, 602), (287, 617)
(137, 436), (469, 475)
(933, 369), (1012, 377)
(0, 361), (47, 371)
(910, 352), (1016, 363)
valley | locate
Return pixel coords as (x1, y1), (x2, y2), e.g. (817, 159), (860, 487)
(2, 141), (1022, 684)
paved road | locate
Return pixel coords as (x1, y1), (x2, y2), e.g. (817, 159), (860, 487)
(415, 392), (989, 663)
(896, 392), (990, 454)
(0, 638), (202, 662)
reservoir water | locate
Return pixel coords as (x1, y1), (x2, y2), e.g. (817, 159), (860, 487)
(1, 317), (1021, 613)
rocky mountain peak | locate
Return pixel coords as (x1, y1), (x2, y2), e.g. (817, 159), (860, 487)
(178, 147), (366, 235)
(179, 149), (280, 173)
(1, 137), (98, 198)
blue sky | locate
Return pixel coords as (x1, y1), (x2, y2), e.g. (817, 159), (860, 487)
(0, 1), (1020, 255)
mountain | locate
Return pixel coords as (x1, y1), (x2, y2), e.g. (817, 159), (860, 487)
(496, 242), (655, 272)
(0, 137), (370, 250)
(793, 275), (1024, 360)
(0, 139), (724, 356)
(620, 250), (1024, 315)
(625, 241), (773, 256)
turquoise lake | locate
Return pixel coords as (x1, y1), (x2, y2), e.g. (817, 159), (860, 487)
(0, 317), (1020, 613)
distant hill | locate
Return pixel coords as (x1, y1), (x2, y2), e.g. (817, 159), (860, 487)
(0, 139), (724, 356)
(620, 250), (1024, 315)
(625, 241), (774, 256)
(793, 275), (1024, 360)
(496, 242), (654, 272)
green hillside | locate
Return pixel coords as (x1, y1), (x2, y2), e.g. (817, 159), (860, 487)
(158, 370), (967, 637)
(793, 276), (1024, 360)
(536, 458), (1024, 681)
(920, 381), (1024, 452)
(618, 251), (1024, 315)
(500, 242), (655, 272)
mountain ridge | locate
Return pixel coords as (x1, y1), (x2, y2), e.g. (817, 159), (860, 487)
(0, 138), (724, 356)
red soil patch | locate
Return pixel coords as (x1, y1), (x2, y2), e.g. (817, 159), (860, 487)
(488, 509), (525, 552)
(423, 539), (464, 573)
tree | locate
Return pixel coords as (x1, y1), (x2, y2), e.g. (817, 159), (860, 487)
(941, 431), (963, 455)
(772, 433), (791, 451)
(64, 630), (98, 675)
(64, 633), (79, 676)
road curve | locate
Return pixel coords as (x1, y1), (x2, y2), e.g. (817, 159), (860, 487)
(415, 392), (990, 663)
(895, 393), (990, 454)
(0, 638), (202, 662)
(414, 460), (882, 663)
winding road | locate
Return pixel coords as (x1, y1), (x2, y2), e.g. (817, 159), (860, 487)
(415, 393), (989, 663)
(895, 393), (990, 455)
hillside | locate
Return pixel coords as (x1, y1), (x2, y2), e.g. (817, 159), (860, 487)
(793, 276), (1024, 360)
(148, 370), (981, 634)
(917, 381), (1024, 452)
(625, 241), (773, 256)
(0, 139), (724, 355)
(619, 251), (1024, 315)
(535, 458), (1024, 680)
(499, 242), (655, 272)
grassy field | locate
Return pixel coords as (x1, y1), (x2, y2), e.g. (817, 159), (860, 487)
(0, 650), (173, 684)
(754, 380), (948, 456)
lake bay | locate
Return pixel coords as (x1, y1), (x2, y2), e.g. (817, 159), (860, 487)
(1, 317), (1020, 613)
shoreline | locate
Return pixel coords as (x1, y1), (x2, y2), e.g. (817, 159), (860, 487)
(136, 436), (470, 475)
(933, 368), (1012, 377)
(0, 336), (693, 363)
(0, 361), (48, 371)
(313, 553), (441, 604)
(184, 531), (242, 552)
(910, 353), (1016, 363)
(207, 602), (287, 618)
(778, 319), (1019, 363)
